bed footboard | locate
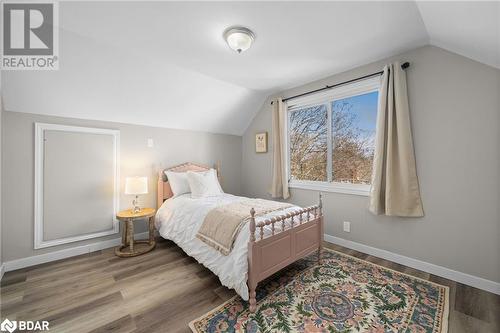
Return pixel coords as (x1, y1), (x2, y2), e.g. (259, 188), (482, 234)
(247, 193), (323, 312)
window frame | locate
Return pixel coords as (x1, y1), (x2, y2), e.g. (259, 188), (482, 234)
(285, 76), (380, 196)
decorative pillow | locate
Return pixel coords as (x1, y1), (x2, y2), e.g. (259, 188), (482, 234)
(164, 171), (190, 197)
(186, 169), (223, 198)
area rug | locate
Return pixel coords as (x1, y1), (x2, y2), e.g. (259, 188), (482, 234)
(190, 249), (449, 333)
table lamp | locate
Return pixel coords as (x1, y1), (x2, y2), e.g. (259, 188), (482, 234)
(125, 176), (148, 213)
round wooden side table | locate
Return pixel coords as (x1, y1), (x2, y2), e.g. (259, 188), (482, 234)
(115, 208), (156, 257)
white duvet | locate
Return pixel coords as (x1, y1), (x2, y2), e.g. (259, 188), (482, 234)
(155, 193), (300, 300)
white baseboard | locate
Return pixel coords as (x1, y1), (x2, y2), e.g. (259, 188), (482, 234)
(324, 234), (500, 295)
(2, 232), (149, 273)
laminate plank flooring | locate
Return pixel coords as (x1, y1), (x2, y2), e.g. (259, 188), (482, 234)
(1, 238), (498, 332)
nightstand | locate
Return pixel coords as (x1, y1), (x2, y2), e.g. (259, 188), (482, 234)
(115, 208), (156, 257)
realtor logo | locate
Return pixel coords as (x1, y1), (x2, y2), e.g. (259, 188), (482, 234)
(0, 319), (17, 333)
(1, 1), (59, 70)
(0, 318), (49, 332)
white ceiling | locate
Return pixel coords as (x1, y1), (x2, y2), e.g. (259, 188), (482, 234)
(416, 1), (500, 70)
(3, 1), (499, 135)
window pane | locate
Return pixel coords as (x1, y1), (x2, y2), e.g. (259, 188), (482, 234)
(332, 91), (378, 184)
(289, 105), (327, 181)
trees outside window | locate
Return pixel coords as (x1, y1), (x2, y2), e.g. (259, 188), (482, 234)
(289, 105), (327, 181)
(288, 90), (378, 186)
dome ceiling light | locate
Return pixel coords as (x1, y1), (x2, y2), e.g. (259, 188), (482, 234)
(223, 26), (255, 54)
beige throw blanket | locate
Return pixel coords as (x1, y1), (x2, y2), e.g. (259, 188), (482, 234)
(196, 199), (293, 255)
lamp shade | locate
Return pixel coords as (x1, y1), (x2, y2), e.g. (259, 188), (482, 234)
(125, 177), (148, 195)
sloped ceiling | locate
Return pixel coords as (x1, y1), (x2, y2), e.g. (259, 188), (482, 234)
(416, 1), (500, 69)
(2, 1), (499, 135)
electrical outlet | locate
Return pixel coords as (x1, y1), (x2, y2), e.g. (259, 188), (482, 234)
(147, 138), (154, 148)
(343, 221), (351, 233)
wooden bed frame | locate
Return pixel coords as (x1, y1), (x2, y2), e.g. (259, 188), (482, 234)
(157, 162), (323, 313)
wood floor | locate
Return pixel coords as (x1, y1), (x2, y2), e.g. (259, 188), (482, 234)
(1, 238), (498, 333)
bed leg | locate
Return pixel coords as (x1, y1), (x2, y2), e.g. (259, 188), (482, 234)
(317, 216), (324, 265)
(248, 208), (258, 313)
(318, 243), (323, 265)
(248, 281), (257, 313)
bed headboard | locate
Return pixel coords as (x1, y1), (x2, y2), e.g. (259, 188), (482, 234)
(157, 162), (221, 208)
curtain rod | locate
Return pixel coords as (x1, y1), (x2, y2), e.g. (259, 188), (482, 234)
(272, 62), (410, 104)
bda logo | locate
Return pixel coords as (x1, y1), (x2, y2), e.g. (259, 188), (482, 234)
(0, 318), (49, 332)
(0, 318), (17, 333)
(1, 1), (59, 70)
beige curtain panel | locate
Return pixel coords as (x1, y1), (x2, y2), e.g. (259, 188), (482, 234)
(369, 63), (424, 217)
(270, 98), (290, 199)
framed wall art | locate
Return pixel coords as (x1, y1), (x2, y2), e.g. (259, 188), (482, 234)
(255, 132), (268, 153)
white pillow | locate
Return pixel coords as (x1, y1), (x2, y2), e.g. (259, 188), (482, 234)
(186, 169), (223, 198)
(164, 171), (190, 197)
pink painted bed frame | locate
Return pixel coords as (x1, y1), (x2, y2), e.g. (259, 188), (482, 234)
(157, 162), (324, 313)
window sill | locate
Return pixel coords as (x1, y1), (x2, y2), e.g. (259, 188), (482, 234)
(289, 180), (370, 197)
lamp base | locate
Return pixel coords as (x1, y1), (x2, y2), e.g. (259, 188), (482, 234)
(132, 195), (141, 213)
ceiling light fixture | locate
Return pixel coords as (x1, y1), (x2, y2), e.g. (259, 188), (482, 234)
(223, 26), (255, 54)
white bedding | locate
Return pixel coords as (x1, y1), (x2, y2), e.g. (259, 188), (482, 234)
(155, 193), (300, 300)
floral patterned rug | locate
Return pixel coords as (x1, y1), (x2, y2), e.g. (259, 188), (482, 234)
(190, 249), (449, 333)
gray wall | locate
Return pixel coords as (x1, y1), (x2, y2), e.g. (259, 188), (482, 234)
(242, 46), (500, 283)
(0, 86), (3, 268)
(2, 111), (242, 262)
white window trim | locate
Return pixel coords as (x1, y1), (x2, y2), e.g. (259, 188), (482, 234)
(34, 123), (120, 249)
(289, 180), (371, 196)
(285, 76), (380, 197)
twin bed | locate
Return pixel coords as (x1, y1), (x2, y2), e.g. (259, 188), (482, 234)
(155, 162), (324, 312)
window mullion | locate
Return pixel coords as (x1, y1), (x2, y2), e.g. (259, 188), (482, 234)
(326, 102), (333, 183)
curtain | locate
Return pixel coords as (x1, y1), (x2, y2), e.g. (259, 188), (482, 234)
(369, 63), (424, 217)
(270, 98), (290, 199)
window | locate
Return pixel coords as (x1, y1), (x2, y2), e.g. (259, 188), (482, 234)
(286, 77), (379, 196)
(289, 105), (327, 181)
